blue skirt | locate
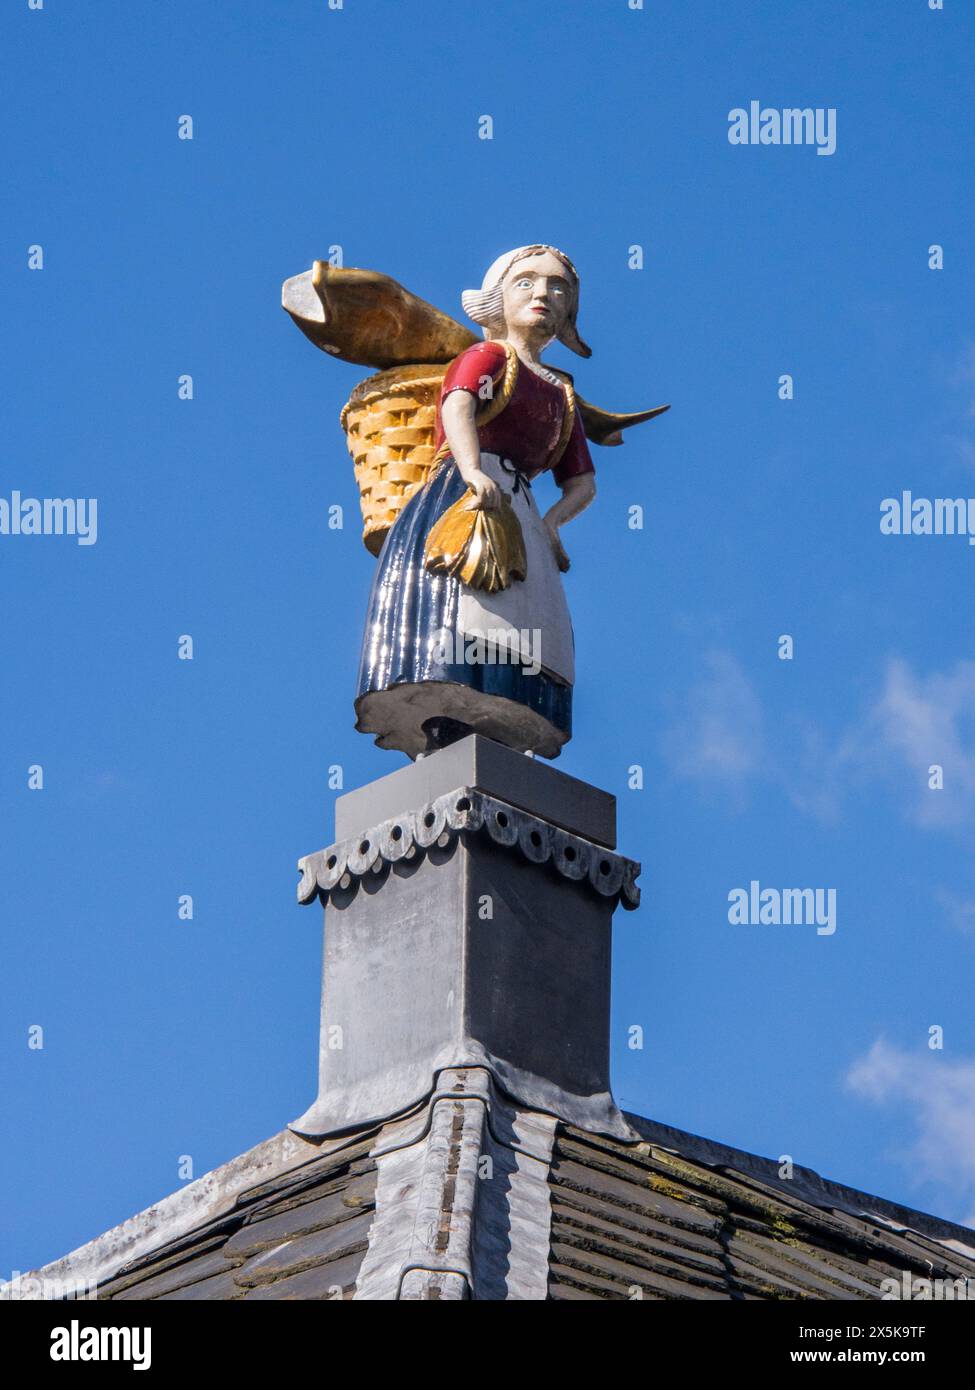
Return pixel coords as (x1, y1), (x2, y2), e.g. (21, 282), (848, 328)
(354, 455), (573, 758)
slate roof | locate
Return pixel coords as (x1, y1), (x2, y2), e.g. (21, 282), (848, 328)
(548, 1122), (975, 1300)
(97, 1132), (380, 1301)
(22, 1067), (975, 1301)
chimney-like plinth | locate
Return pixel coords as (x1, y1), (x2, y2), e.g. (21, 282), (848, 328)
(292, 735), (641, 1141)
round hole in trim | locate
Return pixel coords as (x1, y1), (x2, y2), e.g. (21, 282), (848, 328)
(599, 859), (612, 875)
(563, 846), (576, 862)
(455, 796), (471, 813)
(390, 825), (403, 841)
(358, 840), (370, 856)
(423, 812), (436, 828)
(496, 811), (509, 828)
(530, 830), (543, 847)
(326, 855), (337, 871)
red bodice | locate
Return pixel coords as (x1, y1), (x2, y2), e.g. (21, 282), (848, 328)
(433, 341), (594, 486)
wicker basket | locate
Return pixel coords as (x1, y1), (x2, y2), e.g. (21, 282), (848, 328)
(340, 364), (449, 556)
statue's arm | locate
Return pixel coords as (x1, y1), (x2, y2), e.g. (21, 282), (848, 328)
(541, 474), (595, 573)
(440, 392), (502, 511)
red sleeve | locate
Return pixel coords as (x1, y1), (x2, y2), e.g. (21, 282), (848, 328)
(552, 406), (595, 487)
(440, 341), (507, 402)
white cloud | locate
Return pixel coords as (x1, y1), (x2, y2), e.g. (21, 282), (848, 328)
(782, 716), (859, 824)
(847, 1039), (975, 1226)
(662, 651), (763, 793)
(864, 658), (975, 828)
(664, 653), (975, 832)
(774, 656), (975, 830)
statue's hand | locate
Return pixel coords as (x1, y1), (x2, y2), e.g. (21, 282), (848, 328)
(546, 521), (571, 573)
(466, 471), (503, 512)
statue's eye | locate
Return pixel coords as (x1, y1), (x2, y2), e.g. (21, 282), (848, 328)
(513, 277), (533, 290)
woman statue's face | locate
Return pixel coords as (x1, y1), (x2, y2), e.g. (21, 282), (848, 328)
(499, 251), (574, 343)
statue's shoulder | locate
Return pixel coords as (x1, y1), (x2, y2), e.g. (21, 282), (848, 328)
(449, 339), (507, 369)
(442, 340), (509, 393)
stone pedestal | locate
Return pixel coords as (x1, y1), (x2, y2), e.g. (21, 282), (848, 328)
(291, 736), (641, 1141)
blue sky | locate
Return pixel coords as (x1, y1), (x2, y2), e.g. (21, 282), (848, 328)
(2, 0), (973, 1275)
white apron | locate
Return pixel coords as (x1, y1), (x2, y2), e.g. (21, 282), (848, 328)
(457, 451), (575, 685)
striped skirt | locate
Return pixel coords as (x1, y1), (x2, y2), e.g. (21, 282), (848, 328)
(354, 452), (574, 759)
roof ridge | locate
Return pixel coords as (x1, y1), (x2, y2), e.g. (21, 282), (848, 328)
(623, 1112), (975, 1259)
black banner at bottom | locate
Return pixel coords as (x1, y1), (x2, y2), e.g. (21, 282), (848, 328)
(2, 1294), (971, 1374)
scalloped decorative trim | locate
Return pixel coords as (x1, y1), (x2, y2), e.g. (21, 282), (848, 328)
(297, 788), (641, 910)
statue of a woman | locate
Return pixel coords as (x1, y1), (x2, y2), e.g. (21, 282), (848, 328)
(355, 245), (600, 760)
(282, 243), (668, 761)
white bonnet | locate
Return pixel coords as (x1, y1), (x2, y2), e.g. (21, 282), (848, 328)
(461, 244), (592, 358)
